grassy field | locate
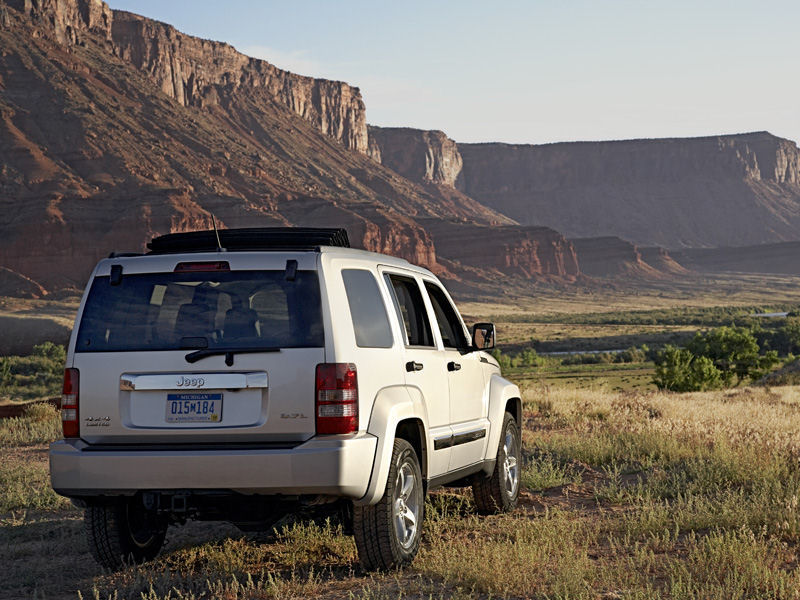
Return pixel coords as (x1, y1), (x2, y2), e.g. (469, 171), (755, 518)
(4, 279), (800, 598)
(460, 272), (800, 316)
(0, 294), (77, 356)
(507, 361), (658, 392)
(5, 384), (800, 598)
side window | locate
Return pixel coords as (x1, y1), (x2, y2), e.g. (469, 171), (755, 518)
(424, 282), (469, 349)
(342, 269), (393, 348)
(384, 274), (434, 348)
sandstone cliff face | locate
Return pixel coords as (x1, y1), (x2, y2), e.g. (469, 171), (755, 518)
(425, 221), (579, 280)
(111, 11), (368, 154)
(5, 0), (111, 44)
(3, 0), (369, 154)
(458, 132), (800, 249)
(368, 126), (463, 187)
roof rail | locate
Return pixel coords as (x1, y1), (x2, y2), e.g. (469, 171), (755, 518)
(147, 227), (350, 255)
(108, 252), (144, 259)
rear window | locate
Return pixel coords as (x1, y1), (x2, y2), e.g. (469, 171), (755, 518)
(76, 270), (323, 352)
(342, 269), (393, 348)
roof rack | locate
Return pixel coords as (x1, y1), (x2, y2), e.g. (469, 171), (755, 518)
(147, 227), (350, 255)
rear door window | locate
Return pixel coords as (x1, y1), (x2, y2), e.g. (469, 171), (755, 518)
(384, 274), (434, 348)
(76, 270), (323, 352)
(342, 269), (393, 348)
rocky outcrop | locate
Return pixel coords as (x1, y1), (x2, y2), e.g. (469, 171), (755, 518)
(425, 221), (579, 280)
(570, 237), (663, 279)
(111, 11), (368, 154)
(368, 126), (463, 187)
(5, 0), (111, 44)
(458, 132), (800, 249)
(272, 195), (438, 271)
(0, 267), (48, 297)
(639, 247), (690, 276)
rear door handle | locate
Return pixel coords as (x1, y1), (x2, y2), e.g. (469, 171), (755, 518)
(447, 361), (462, 372)
(406, 361), (424, 372)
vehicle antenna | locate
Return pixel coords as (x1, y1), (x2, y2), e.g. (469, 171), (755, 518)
(211, 214), (223, 251)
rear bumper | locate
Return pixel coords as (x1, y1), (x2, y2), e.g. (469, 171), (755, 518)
(49, 434), (377, 499)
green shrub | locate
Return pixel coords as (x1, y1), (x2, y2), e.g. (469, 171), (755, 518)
(491, 348), (511, 370)
(653, 345), (723, 392)
(32, 341), (66, 364)
(615, 346), (647, 363)
(687, 327), (775, 386)
(0, 344), (66, 400)
(518, 347), (539, 367)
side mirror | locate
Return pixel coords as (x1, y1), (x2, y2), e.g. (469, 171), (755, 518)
(471, 322), (496, 350)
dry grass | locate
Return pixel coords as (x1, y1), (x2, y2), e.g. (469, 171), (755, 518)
(492, 321), (694, 349)
(5, 386), (800, 598)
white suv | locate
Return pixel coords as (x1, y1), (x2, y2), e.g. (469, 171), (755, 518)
(49, 228), (522, 570)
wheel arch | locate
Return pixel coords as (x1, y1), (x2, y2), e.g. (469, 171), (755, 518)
(505, 396), (522, 427)
(356, 386), (428, 506)
(395, 417), (427, 481)
(482, 374), (522, 475)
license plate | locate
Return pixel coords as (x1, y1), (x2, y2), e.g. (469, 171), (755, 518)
(166, 393), (223, 423)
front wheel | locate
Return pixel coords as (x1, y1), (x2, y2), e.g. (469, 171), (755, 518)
(472, 412), (521, 514)
(353, 438), (424, 570)
(85, 499), (168, 569)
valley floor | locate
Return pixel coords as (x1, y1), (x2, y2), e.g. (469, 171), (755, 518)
(4, 385), (800, 599)
(3, 276), (800, 598)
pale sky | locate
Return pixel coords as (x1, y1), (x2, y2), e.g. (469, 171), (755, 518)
(110, 0), (800, 145)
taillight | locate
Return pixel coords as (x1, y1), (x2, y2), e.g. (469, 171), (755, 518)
(315, 363), (358, 434)
(61, 368), (80, 439)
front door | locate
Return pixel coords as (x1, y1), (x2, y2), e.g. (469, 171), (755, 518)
(423, 281), (488, 470)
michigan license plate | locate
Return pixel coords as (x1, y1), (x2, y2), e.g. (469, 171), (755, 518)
(166, 393), (223, 423)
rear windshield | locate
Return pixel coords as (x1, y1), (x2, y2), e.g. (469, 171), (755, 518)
(76, 270), (324, 352)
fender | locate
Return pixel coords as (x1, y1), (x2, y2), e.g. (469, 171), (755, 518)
(354, 385), (428, 506)
(481, 373), (521, 475)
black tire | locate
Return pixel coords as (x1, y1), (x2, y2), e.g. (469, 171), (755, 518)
(353, 438), (424, 570)
(472, 412), (521, 514)
(85, 500), (168, 569)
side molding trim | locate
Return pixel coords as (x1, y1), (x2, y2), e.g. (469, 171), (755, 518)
(433, 427), (486, 451)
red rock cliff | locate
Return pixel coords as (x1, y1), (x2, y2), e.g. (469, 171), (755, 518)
(424, 221), (579, 280)
(5, 0), (112, 43)
(368, 126), (463, 187)
(458, 132), (800, 249)
(4, 0), (370, 154)
(111, 11), (368, 154)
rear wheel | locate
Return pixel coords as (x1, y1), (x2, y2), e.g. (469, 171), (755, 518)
(85, 499), (168, 569)
(472, 412), (521, 514)
(353, 438), (424, 570)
